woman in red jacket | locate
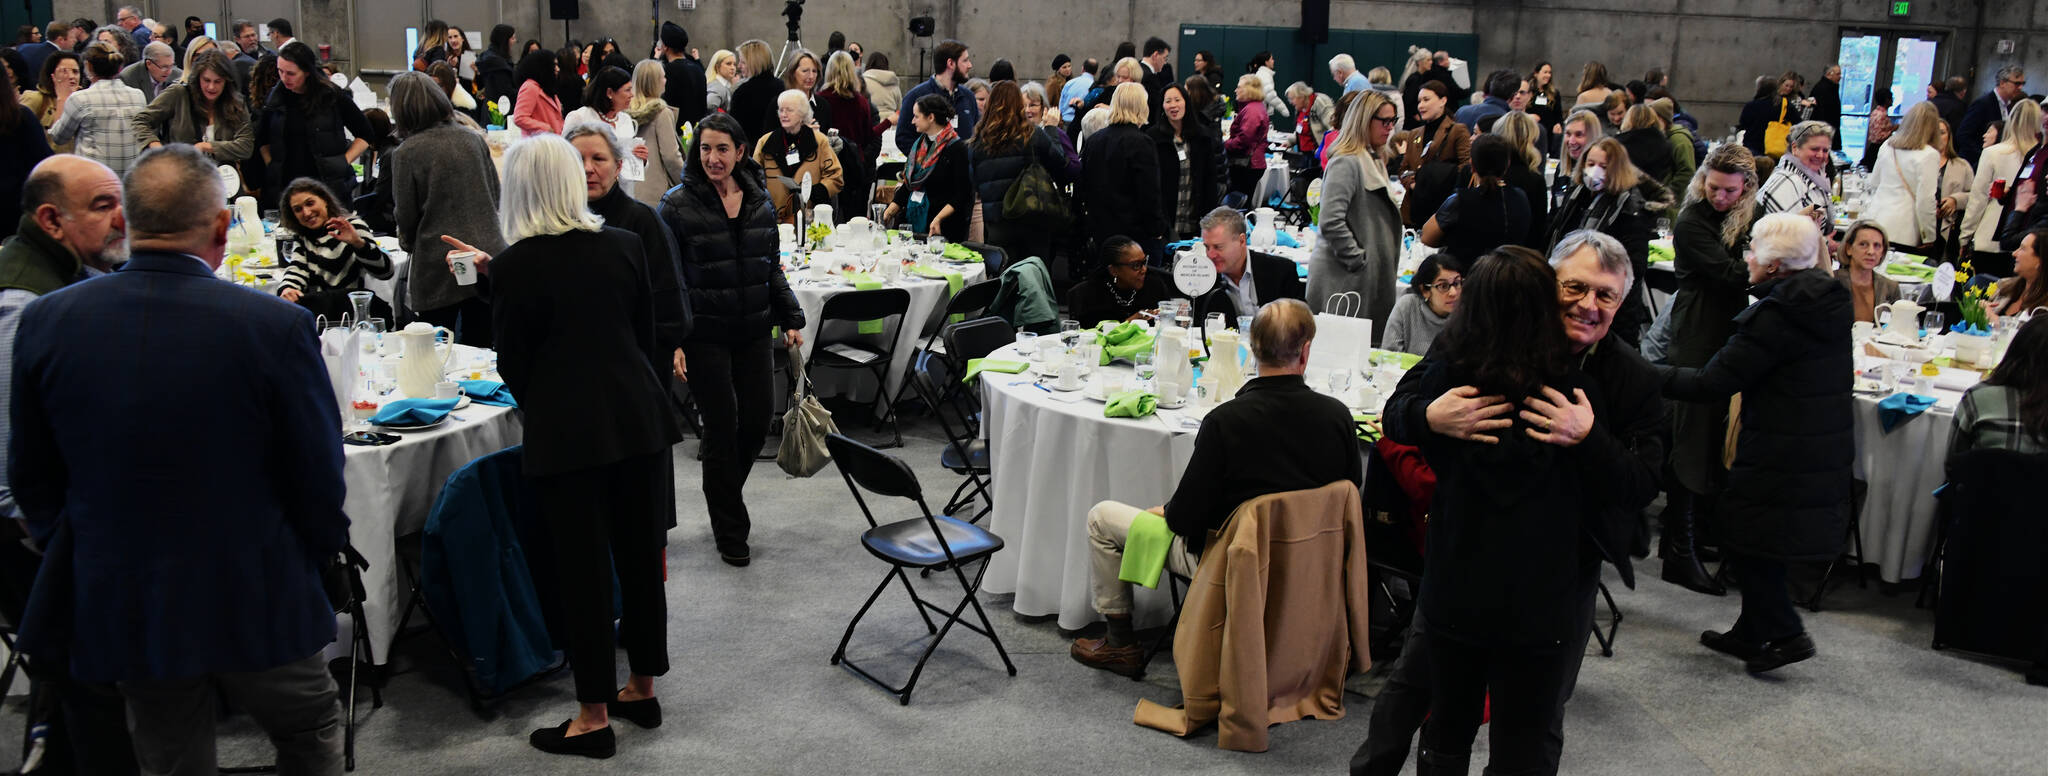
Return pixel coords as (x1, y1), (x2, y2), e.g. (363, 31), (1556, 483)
(1224, 73), (1270, 197)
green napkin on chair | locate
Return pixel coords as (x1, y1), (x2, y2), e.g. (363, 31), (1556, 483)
(1117, 510), (1174, 588)
(1883, 262), (1935, 280)
(1095, 323), (1156, 365)
(1104, 390), (1159, 418)
(942, 243), (983, 263)
(962, 358), (1028, 384)
(1648, 242), (1676, 264)
(843, 271), (887, 333)
(911, 264), (968, 321)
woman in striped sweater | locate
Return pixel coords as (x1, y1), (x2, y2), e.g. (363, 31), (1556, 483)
(277, 177), (395, 321)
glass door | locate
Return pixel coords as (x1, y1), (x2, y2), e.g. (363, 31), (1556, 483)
(1838, 33), (1883, 153)
(1838, 28), (1946, 159)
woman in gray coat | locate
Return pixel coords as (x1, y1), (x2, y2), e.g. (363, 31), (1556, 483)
(1308, 89), (1402, 337)
(626, 60), (684, 210)
(389, 71), (507, 345)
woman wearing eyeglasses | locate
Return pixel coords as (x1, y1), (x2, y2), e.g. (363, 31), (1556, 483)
(1379, 253), (1463, 356)
(1307, 90), (1402, 331)
(1067, 235), (1174, 326)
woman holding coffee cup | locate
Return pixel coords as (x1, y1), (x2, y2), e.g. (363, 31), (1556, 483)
(388, 70), (506, 346)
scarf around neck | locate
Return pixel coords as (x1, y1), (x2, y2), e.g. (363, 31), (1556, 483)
(907, 126), (958, 186)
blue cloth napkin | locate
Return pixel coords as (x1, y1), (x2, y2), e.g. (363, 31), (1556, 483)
(1877, 393), (1938, 433)
(459, 380), (517, 407)
(1275, 230), (1301, 248)
(1165, 239), (1198, 253)
(371, 397), (461, 427)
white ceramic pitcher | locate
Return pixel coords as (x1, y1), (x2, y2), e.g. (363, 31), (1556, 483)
(1876, 299), (1924, 336)
(395, 322), (455, 398)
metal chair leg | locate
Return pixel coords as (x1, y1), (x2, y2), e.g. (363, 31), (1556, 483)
(831, 570), (899, 667)
(1592, 581), (1622, 658)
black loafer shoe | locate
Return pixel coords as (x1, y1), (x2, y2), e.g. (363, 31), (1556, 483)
(1745, 632), (1817, 674)
(607, 696), (661, 729)
(720, 551), (751, 567)
(1700, 629), (1763, 661)
(529, 720), (615, 758)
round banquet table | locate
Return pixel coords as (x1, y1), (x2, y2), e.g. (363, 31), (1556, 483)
(338, 343), (522, 665)
(978, 344), (1200, 630)
(1850, 347), (1980, 584)
(788, 256), (986, 417)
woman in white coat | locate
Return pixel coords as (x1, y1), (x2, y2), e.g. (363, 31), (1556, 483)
(1962, 99), (2042, 278)
(1866, 101), (1943, 254)
(1307, 90), (1403, 334)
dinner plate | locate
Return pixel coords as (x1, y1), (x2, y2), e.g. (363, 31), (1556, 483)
(375, 416), (450, 432)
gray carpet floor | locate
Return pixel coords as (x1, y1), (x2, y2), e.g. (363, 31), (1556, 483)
(4, 415), (2040, 775)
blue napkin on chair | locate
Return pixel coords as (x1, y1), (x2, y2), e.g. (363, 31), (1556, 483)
(371, 397), (461, 427)
(458, 380), (517, 407)
(1877, 393), (1938, 433)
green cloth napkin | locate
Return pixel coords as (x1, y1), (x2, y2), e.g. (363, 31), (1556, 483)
(911, 263), (968, 321)
(1883, 262), (1935, 280)
(1100, 321), (1145, 345)
(1648, 242), (1676, 264)
(1353, 413), (1382, 442)
(1095, 322), (1155, 365)
(1117, 510), (1174, 588)
(1104, 390), (1159, 418)
(843, 272), (887, 333)
(942, 243), (983, 262)
(962, 358), (1027, 383)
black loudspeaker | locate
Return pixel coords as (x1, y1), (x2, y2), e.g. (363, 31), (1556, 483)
(549, 0), (579, 20)
(1300, 0), (1329, 44)
(908, 16), (935, 37)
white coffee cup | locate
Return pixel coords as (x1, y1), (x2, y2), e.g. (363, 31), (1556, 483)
(1057, 367), (1084, 391)
(1196, 376), (1219, 405)
(1852, 321), (1877, 340)
(447, 251), (478, 286)
(1097, 374), (1126, 397)
(1159, 380), (1185, 404)
(434, 381), (461, 399)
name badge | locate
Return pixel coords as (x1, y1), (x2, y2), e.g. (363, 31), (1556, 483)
(910, 191), (927, 204)
(1176, 147), (1188, 162)
(1533, 95), (1549, 106)
(785, 148), (800, 166)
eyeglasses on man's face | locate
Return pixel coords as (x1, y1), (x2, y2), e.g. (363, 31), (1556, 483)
(1559, 278), (1623, 309)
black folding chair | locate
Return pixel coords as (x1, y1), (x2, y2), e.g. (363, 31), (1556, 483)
(918, 279), (1002, 359)
(939, 316), (1018, 432)
(807, 288), (913, 448)
(1133, 570), (1192, 680)
(908, 350), (993, 523)
(223, 545), (377, 774)
(824, 433), (1017, 704)
(958, 240), (1007, 275)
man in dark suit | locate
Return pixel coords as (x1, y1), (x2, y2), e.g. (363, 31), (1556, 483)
(1958, 65), (2026, 166)
(118, 41), (182, 99)
(10, 145), (347, 774)
(1139, 36), (1176, 122)
(1927, 76), (1969, 137)
(658, 22), (708, 126)
(229, 19), (263, 86)
(1187, 206), (1305, 327)
(18, 21), (69, 82)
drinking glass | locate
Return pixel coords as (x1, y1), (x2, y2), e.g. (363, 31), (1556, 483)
(1205, 312), (1227, 344)
(358, 318), (386, 355)
(1134, 351), (1156, 388)
(1923, 311), (1945, 339)
(1326, 367), (1352, 396)
(1059, 319), (1082, 348)
(1015, 331), (1038, 356)
(870, 203), (888, 227)
(926, 235), (946, 262)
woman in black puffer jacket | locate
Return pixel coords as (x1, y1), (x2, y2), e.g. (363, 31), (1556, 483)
(658, 112), (804, 567)
(970, 81), (1072, 268)
(1146, 82), (1226, 242)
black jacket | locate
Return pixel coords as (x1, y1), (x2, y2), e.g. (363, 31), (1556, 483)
(663, 57), (708, 124)
(1384, 355), (1619, 647)
(1927, 92), (1967, 138)
(590, 184), (692, 355)
(1810, 77), (1841, 130)
(1615, 127), (1673, 185)
(490, 227), (683, 476)
(1188, 250), (1305, 326)
(1145, 119), (1226, 235)
(1141, 62), (1176, 119)
(968, 128), (1069, 230)
(892, 140), (973, 242)
(729, 75), (786, 146)
(1660, 269), (1853, 562)
(475, 50), (517, 107)
(1504, 163), (1550, 249)
(1078, 123), (1164, 244)
(1163, 375), (1361, 554)
(657, 162), (804, 344)
(1957, 91), (2008, 166)
(257, 86), (371, 199)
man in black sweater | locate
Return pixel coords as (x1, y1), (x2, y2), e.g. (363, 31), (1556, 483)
(1071, 299), (1363, 676)
(1350, 230), (1665, 775)
(658, 22), (707, 126)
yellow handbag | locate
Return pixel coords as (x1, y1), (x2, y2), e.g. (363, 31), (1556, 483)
(1763, 100), (1791, 157)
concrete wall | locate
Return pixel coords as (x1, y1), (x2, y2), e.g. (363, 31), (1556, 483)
(49, 0), (2046, 134)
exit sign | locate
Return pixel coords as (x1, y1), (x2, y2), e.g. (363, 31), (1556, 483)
(1890, 0), (1910, 17)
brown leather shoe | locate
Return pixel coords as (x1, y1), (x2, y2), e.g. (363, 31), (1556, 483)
(1070, 637), (1145, 677)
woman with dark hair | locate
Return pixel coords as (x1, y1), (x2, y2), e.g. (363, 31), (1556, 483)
(1950, 316), (2048, 466)
(1737, 75), (1787, 158)
(88, 26), (138, 77)
(1991, 225), (2048, 320)
(134, 50), (253, 163)
(1379, 253), (1463, 356)
(275, 177), (395, 321)
(886, 93), (971, 241)
(522, 39), (542, 57)
(1421, 134), (1531, 264)
(1145, 82), (1224, 242)
(1192, 50), (1224, 94)
(1382, 245), (1619, 773)
(0, 61), (52, 236)
(14, 24), (38, 45)
(22, 52), (81, 154)
(477, 24), (519, 106)
(1392, 78), (1472, 227)
(1659, 212), (1851, 675)
(1066, 236), (1173, 325)
(972, 80), (1071, 261)
(1182, 73), (1224, 124)
(512, 48), (562, 137)
(50, 43), (146, 174)
(657, 111), (804, 566)
(389, 70), (505, 346)
(0, 48), (30, 95)
(1548, 137), (1673, 342)
(986, 58), (1015, 83)
(564, 64), (631, 132)
(257, 42), (370, 200)
(1528, 61), (1562, 145)
(556, 43), (586, 113)
(445, 25), (475, 90)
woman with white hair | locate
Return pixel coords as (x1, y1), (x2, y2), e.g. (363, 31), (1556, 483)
(752, 87), (843, 223)
(1657, 211), (1852, 675)
(447, 134), (682, 756)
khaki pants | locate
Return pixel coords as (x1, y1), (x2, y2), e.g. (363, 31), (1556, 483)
(1086, 500), (1200, 616)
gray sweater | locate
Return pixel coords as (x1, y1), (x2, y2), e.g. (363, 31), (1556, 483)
(1380, 292), (1449, 357)
(393, 124), (506, 312)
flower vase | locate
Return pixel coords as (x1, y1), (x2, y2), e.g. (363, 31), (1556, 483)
(1951, 328), (1993, 369)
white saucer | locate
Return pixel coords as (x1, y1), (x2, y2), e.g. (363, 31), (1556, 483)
(1043, 380), (1083, 392)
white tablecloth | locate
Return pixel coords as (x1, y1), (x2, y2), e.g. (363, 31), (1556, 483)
(789, 262), (986, 415)
(1851, 360), (1975, 583)
(341, 344), (522, 664)
(980, 345), (1205, 630)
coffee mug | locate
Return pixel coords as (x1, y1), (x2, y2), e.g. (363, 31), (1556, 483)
(433, 381), (461, 399)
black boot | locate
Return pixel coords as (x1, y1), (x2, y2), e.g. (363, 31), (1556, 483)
(1660, 490), (1726, 596)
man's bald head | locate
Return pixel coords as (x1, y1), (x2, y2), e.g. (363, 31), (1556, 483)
(124, 145), (228, 264)
(23, 155), (126, 269)
(1249, 298), (1316, 373)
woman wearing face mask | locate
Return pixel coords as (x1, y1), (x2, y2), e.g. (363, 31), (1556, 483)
(1379, 253), (1464, 356)
(1662, 143), (1761, 597)
(1832, 220), (1901, 322)
(133, 50), (252, 163)
(1548, 137), (1673, 344)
